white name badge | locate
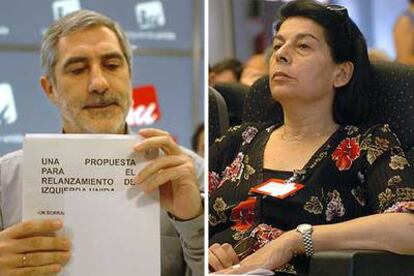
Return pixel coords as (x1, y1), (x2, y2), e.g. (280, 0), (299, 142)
(250, 178), (304, 199)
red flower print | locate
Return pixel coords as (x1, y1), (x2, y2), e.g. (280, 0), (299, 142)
(231, 197), (257, 232)
(250, 224), (284, 252)
(332, 137), (360, 171)
(221, 152), (245, 183)
(242, 126), (259, 145)
(208, 171), (222, 194)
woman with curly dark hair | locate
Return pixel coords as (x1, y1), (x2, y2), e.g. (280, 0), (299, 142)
(208, 0), (414, 274)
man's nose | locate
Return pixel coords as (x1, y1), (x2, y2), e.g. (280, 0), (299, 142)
(88, 66), (109, 94)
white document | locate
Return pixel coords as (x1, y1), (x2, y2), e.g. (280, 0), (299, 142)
(211, 268), (275, 275)
(23, 134), (160, 276)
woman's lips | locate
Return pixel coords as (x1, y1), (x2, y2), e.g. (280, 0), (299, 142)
(272, 71), (293, 80)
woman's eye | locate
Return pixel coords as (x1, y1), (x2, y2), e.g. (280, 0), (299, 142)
(298, 43), (309, 49)
(273, 44), (282, 51)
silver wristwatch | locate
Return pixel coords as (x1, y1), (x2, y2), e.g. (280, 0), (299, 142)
(296, 224), (314, 257)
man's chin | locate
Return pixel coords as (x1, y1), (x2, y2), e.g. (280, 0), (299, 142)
(79, 109), (128, 134)
(80, 121), (127, 134)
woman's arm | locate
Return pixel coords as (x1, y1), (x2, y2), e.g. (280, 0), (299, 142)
(223, 212), (414, 274)
(311, 212), (414, 255)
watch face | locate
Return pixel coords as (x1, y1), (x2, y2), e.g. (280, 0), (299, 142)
(297, 224), (312, 233)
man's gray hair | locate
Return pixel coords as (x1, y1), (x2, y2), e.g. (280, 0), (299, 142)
(40, 10), (133, 82)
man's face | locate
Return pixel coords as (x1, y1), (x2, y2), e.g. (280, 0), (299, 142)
(41, 26), (132, 134)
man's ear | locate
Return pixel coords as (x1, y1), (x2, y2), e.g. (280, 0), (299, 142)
(333, 61), (354, 88)
(40, 76), (57, 105)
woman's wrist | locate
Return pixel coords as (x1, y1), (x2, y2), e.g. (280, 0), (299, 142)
(282, 230), (306, 257)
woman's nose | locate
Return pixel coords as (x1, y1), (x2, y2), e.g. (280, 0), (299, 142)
(274, 45), (291, 64)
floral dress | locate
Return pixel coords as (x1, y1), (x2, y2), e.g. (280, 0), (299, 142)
(209, 123), (414, 274)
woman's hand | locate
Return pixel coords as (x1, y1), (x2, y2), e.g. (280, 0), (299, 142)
(209, 243), (239, 272)
(219, 231), (302, 274)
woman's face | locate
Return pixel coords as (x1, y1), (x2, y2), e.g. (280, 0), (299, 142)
(269, 17), (343, 104)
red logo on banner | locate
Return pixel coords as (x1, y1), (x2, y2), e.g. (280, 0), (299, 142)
(126, 85), (161, 126)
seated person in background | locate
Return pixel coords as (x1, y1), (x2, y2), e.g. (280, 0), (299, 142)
(0, 10), (203, 276)
(209, 0), (414, 274)
(240, 54), (267, 86)
(368, 48), (391, 63)
(394, 0), (414, 64)
(209, 58), (243, 86)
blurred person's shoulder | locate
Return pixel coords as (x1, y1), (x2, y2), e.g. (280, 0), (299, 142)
(395, 10), (414, 28)
(0, 149), (23, 165)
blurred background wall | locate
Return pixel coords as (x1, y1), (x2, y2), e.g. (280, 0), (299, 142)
(209, 0), (407, 64)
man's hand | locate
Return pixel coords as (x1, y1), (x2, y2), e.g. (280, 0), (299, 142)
(0, 219), (71, 275)
(209, 243), (239, 272)
(134, 128), (202, 220)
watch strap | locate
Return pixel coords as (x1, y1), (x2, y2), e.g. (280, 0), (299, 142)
(302, 230), (314, 257)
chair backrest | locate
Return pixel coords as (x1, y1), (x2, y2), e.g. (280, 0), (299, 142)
(208, 87), (229, 145)
(366, 62), (414, 150)
(242, 62), (414, 151)
(242, 75), (281, 125)
(407, 149), (414, 166)
(213, 82), (249, 126)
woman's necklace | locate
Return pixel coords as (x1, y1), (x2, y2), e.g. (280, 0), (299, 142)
(280, 125), (339, 142)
